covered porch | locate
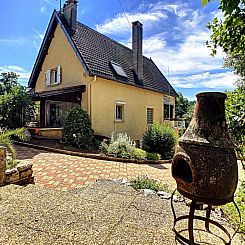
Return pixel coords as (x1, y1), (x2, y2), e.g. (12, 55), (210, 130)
(31, 85), (86, 139)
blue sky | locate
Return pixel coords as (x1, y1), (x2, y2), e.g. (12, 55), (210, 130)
(0, 0), (237, 100)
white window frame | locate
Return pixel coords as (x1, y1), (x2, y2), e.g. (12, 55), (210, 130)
(115, 101), (126, 122)
(45, 66), (61, 86)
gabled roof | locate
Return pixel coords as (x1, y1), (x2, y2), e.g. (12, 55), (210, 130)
(29, 10), (177, 97)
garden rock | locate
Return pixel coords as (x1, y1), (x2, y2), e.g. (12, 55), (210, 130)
(141, 189), (156, 196)
(157, 191), (171, 199)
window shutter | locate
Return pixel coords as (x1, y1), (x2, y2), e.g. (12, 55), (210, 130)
(45, 70), (51, 86)
(57, 66), (61, 84)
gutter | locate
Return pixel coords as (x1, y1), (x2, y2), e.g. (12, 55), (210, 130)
(87, 75), (97, 118)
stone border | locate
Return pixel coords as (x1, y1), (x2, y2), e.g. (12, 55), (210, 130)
(5, 162), (34, 185)
(0, 146), (34, 186)
(14, 141), (172, 165)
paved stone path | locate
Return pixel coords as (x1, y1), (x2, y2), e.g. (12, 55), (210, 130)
(15, 145), (176, 191)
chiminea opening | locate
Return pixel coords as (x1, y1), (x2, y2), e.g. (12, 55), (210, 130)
(174, 158), (193, 183)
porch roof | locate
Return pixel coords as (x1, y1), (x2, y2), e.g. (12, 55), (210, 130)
(32, 85), (85, 103)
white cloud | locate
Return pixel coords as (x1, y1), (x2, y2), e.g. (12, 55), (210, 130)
(40, 6), (46, 14)
(96, 12), (167, 35)
(40, 0), (57, 7)
(125, 34), (167, 52)
(33, 30), (45, 51)
(96, 1), (236, 92)
(212, 9), (224, 22)
(0, 66), (30, 80)
(0, 38), (24, 45)
(149, 2), (188, 17)
(170, 71), (236, 89)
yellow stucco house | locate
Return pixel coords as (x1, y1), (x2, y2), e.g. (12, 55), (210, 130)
(29, 0), (177, 140)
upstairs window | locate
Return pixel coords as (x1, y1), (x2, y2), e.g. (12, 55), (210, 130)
(45, 66), (61, 86)
(147, 108), (154, 124)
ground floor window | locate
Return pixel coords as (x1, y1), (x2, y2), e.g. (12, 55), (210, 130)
(164, 104), (174, 119)
(115, 101), (126, 122)
(164, 96), (174, 119)
(147, 108), (154, 124)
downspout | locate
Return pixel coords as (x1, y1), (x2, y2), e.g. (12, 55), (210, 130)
(87, 75), (97, 118)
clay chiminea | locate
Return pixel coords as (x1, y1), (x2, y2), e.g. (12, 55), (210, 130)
(172, 92), (238, 205)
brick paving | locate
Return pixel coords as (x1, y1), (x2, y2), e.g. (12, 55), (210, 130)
(15, 145), (176, 191)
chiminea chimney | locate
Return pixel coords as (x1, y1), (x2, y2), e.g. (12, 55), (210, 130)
(63, 0), (78, 33)
(132, 21), (143, 81)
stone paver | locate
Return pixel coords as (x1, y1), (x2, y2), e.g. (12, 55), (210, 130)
(15, 145), (176, 190)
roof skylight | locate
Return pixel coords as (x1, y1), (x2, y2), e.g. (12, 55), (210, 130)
(110, 61), (127, 78)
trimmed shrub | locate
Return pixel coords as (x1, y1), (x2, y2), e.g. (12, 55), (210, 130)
(143, 122), (177, 159)
(146, 152), (161, 160)
(106, 132), (135, 158)
(132, 148), (147, 160)
(99, 139), (109, 155)
(62, 107), (94, 149)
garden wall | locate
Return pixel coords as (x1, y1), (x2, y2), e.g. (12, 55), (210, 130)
(0, 147), (34, 186)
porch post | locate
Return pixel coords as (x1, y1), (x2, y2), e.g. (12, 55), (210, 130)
(40, 99), (46, 127)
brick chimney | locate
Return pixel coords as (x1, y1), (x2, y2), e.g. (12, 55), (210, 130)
(63, 0), (78, 33)
(132, 21), (143, 81)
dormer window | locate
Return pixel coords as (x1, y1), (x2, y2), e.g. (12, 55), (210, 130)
(110, 61), (127, 78)
(45, 66), (61, 86)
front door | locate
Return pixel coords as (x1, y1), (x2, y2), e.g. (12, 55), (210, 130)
(49, 103), (60, 127)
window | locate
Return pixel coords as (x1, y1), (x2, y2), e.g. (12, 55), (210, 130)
(45, 66), (61, 86)
(147, 108), (154, 124)
(164, 104), (174, 119)
(115, 101), (126, 121)
(164, 96), (174, 119)
(116, 105), (123, 120)
(110, 61), (127, 78)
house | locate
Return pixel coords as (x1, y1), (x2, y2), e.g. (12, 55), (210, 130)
(29, 0), (178, 140)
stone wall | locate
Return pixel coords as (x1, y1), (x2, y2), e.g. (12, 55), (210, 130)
(0, 147), (34, 186)
(0, 147), (6, 185)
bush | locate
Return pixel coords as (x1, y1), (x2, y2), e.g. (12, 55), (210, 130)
(224, 179), (245, 234)
(99, 139), (109, 155)
(146, 152), (161, 160)
(130, 175), (170, 192)
(132, 148), (147, 160)
(143, 122), (177, 159)
(105, 132), (135, 158)
(62, 107), (94, 149)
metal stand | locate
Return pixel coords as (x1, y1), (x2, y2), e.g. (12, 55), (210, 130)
(171, 189), (241, 245)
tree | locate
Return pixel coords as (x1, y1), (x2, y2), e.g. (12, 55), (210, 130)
(224, 55), (245, 90)
(225, 88), (245, 158)
(175, 92), (195, 127)
(0, 72), (35, 129)
(0, 72), (18, 94)
(204, 0), (245, 56)
(203, 0), (245, 159)
(175, 92), (189, 119)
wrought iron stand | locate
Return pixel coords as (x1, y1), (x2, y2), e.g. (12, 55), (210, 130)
(171, 189), (241, 245)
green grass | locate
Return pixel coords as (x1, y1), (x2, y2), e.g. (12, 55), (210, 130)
(130, 175), (171, 192)
(6, 158), (19, 169)
(223, 179), (245, 235)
